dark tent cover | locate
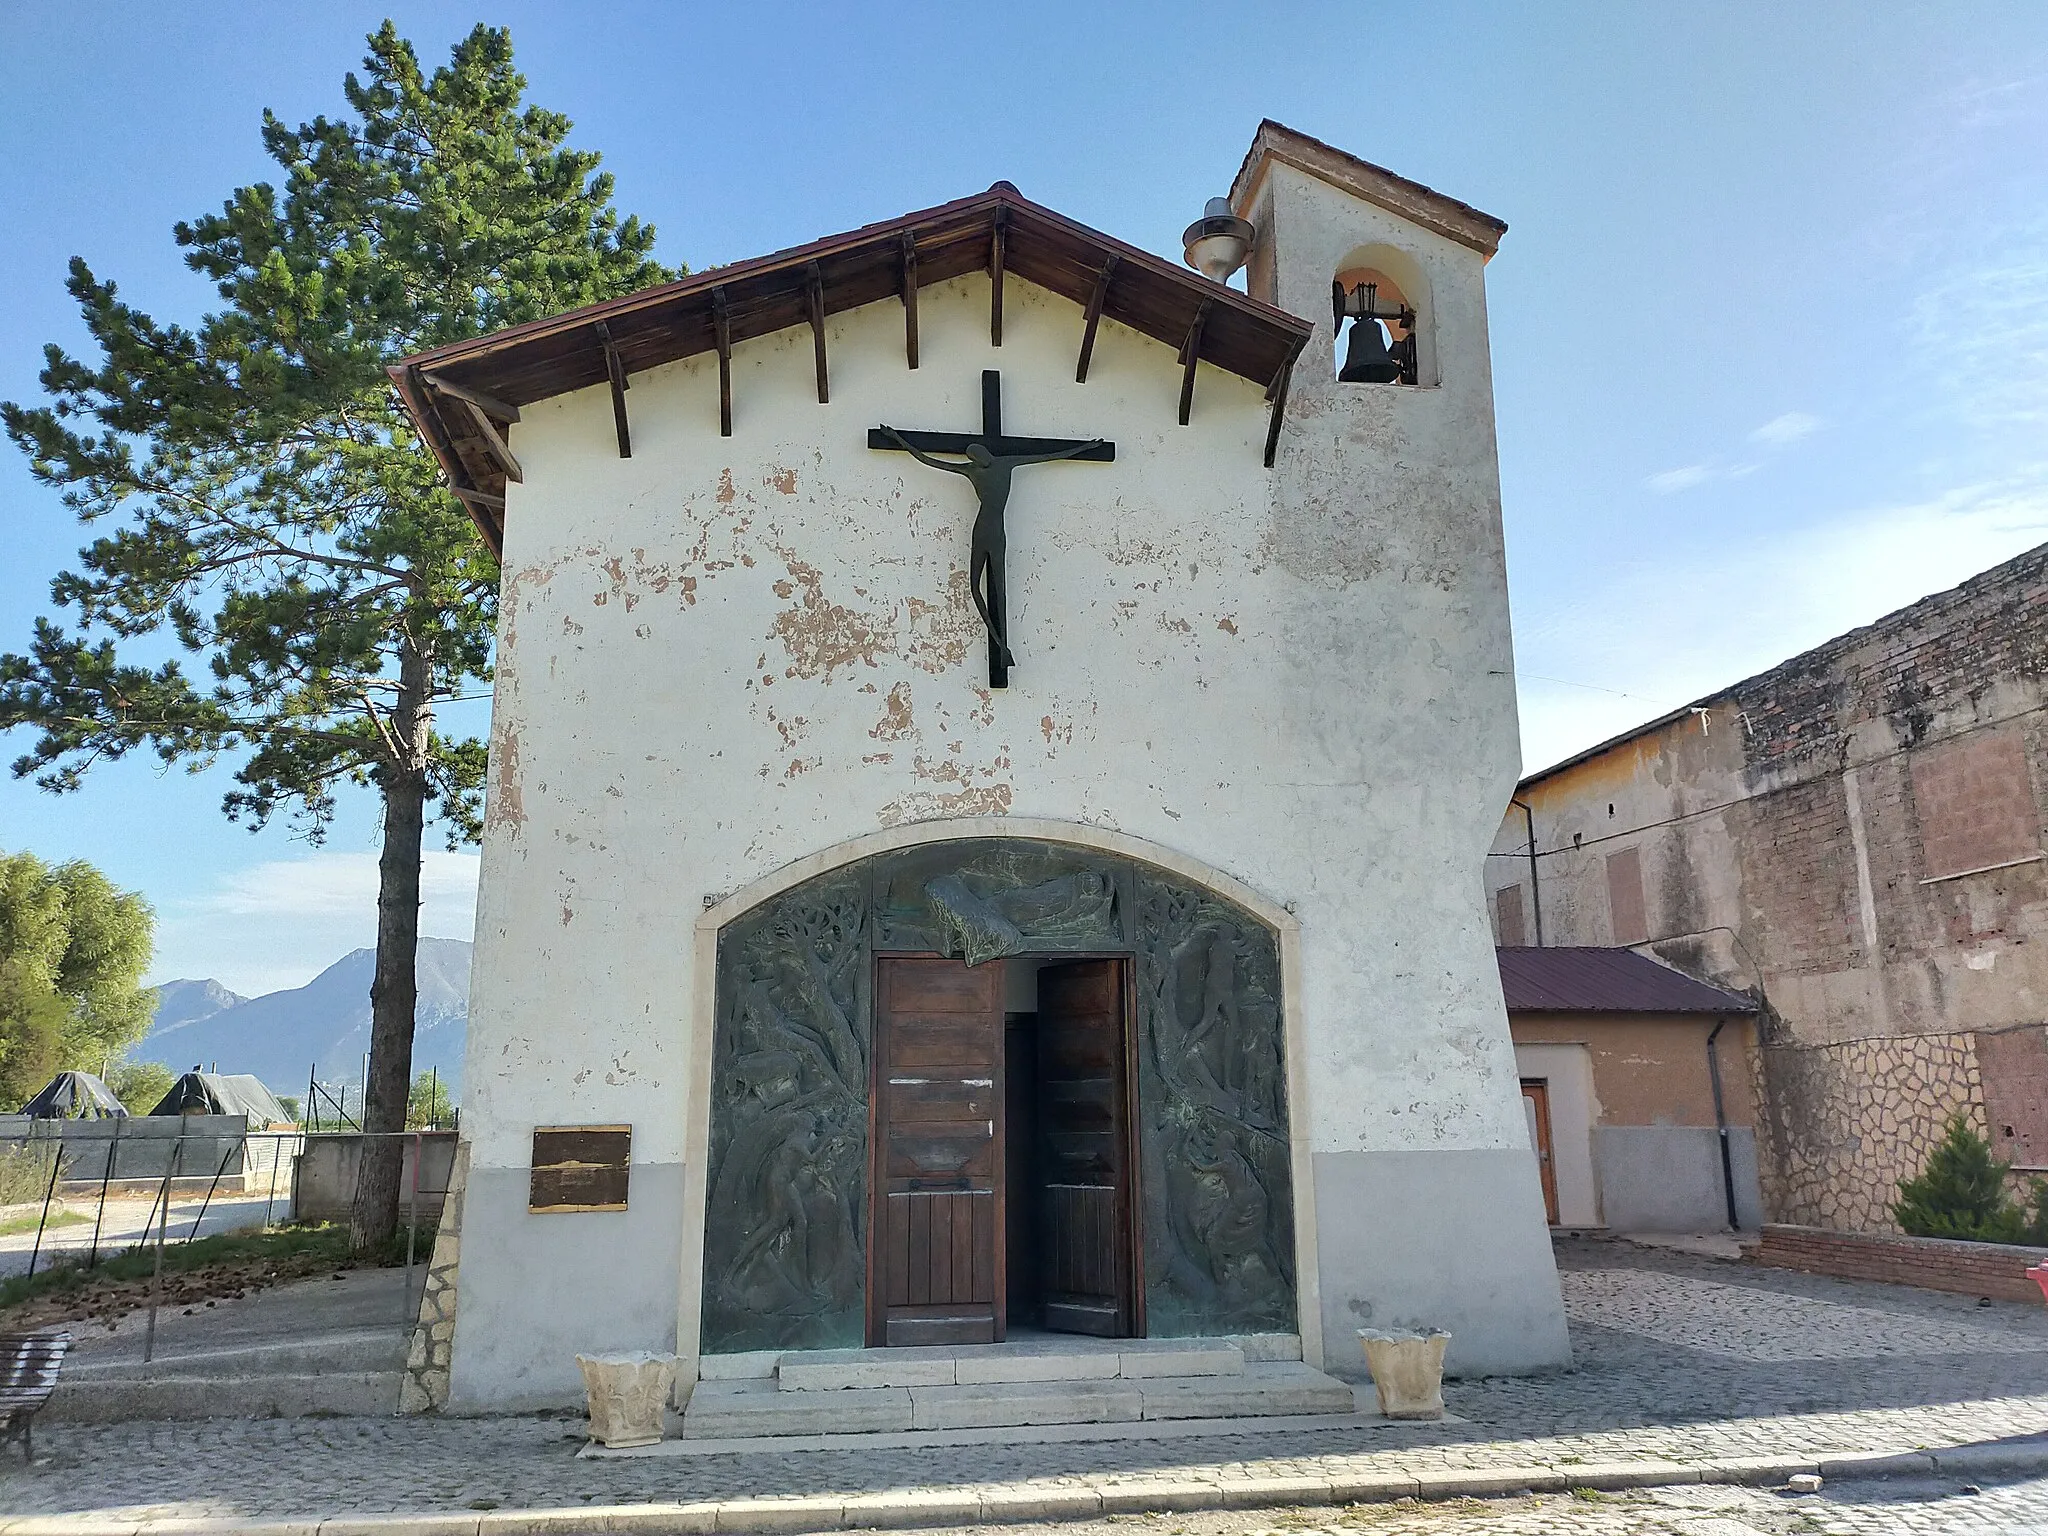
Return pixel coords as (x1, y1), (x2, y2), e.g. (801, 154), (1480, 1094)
(20, 1070), (128, 1119)
(149, 1071), (292, 1125)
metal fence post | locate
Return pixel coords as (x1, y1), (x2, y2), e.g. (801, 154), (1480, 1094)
(24, 1128), (62, 1280)
(87, 1114), (121, 1268)
(141, 1125), (186, 1367)
(264, 1129), (285, 1228)
(184, 1137), (241, 1243)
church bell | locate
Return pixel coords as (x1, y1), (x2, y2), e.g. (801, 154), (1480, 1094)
(1338, 318), (1402, 384)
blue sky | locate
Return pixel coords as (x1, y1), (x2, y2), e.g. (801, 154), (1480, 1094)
(3, 2), (2046, 995)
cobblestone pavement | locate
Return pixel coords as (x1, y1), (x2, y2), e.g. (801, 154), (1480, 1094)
(6, 1239), (2048, 1526)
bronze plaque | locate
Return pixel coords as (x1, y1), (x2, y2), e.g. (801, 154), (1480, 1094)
(529, 1124), (631, 1212)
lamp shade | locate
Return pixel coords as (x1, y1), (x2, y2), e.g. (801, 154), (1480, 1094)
(1182, 197), (1255, 283)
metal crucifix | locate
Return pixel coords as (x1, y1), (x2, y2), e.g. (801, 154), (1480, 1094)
(871, 370), (1114, 688)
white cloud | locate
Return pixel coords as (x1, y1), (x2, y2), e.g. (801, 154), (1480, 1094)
(204, 851), (481, 920)
(1751, 411), (1822, 445)
(1647, 413), (1821, 496)
(1645, 464), (1712, 495)
(151, 851), (481, 997)
(1516, 480), (2048, 773)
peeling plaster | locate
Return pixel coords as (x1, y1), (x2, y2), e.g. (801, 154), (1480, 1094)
(485, 728), (524, 834)
(877, 783), (1015, 826)
(870, 682), (914, 740)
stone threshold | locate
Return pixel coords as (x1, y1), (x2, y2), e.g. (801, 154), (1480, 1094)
(703, 1332), (1303, 1391)
(584, 1401), (1469, 1457)
(13, 1442), (2048, 1536)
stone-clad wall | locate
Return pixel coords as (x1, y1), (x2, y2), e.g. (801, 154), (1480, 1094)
(401, 1142), (468, 1414)
(1489, 541), (2048, 1234)
(1754, 1032), (1984, 1231)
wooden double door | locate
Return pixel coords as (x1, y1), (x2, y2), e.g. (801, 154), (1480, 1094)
(867, 955), (1140, 1346)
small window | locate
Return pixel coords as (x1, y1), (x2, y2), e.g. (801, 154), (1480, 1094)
(1606, 847), (1648, 945)
(1495, 884), (1527, 947)
(1910, 731), (2039, 881)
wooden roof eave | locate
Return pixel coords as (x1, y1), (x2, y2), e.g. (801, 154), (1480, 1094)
(389, 364), (506, 554)
(394, 184), (1317, 557)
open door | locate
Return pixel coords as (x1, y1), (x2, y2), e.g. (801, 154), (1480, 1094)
(1034, 958), (1140, 1336)
(869, 957), (1004, 1345)
(1522, 1078), (1560, 1226)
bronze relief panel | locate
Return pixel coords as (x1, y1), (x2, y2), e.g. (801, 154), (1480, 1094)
(701, 842), (1295, 1355)
(702, 866), (872, 1352)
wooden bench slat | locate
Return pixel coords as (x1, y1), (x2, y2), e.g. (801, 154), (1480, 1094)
(0, 1330), (72, 1450)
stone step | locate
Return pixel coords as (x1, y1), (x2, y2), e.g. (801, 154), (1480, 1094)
(684, 1360), (1351, 1438)
(777, 1339), (1245, 1391)
(772, 1335), (1252, 1392)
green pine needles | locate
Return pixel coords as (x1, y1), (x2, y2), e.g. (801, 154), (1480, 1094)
(1894, 1113), (2048, 1246)
(1, 24), (673, 1248)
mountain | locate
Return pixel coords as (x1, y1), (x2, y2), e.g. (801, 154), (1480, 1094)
(136, 938), (471, 1101)
(151, 978), (247, 1031)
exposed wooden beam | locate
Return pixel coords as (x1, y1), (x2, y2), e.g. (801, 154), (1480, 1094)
(454, 394), (523, 483)
(900, 232), (920, 370)
(451, 486), (507, 511)
(421, 373), (520, 423)
(1075, 252), (1119, 384)
(989, 207), (1007, 347)
(712, 286), (733, 437)
(1177, 300), (1211, 427)
(806, 261), (829, 404)
(595, 322), (632, 458)
(1263, 338), (1304, 468)
(398, 366), (503, 553)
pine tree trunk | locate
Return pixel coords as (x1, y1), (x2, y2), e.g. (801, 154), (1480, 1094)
(349, 635), (432, 1256)
(349, 768), (427, 1253)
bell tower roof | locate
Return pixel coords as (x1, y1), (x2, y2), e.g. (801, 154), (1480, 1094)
(1229, 120), (1507, 259)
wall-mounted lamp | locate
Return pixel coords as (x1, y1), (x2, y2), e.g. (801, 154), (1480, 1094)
(1182, 198), (1255, 284)
(1333, 279), (1418, 385)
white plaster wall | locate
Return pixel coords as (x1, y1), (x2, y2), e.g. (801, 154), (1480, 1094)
(451, 175), (1566, 1405)
(1514, 1043), (1601, 1226)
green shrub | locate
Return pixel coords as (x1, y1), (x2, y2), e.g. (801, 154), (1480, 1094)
(2025, 1179), (2048, 1249)
(0, 1140), (60, 1206)
(105, 1059), (175, 1115)
(1895, 1114), (2028, 1243)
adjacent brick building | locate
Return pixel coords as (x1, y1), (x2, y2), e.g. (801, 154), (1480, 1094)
(1488, 543), (2048, 1232)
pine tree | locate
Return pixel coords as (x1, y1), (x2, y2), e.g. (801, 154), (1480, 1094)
(1894, 1113), (2027, 1243)
(1, 25), (673, 1248)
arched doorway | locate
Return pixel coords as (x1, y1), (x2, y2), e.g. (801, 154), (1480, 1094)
(698, 837), (1296, 1355)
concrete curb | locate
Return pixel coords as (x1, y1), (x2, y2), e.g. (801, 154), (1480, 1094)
(6, 1441), (2047, 1535)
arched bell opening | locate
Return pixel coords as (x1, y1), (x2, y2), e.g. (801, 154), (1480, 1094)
(696, 836), (1298, 1356)
(1333, 243), (1435, 387)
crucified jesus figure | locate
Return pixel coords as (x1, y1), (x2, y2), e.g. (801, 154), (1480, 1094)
(880, 426), (1105, 676)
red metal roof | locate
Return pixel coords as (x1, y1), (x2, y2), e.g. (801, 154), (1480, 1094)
(1496, 947), (1756, 1014)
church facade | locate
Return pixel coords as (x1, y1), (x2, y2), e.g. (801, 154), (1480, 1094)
(396, 121), (1568, 1413)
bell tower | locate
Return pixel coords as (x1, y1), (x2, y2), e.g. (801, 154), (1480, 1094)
(1211, 123), (1570, 1379)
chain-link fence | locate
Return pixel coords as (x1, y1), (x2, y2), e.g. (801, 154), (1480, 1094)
(0, 1121), (453, 1360)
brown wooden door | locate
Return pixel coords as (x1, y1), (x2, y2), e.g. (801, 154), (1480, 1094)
(869, 956), (1004, 1346)
(1034, 958), (1139, 1336)
(1521, 1079), (1560, 1225)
